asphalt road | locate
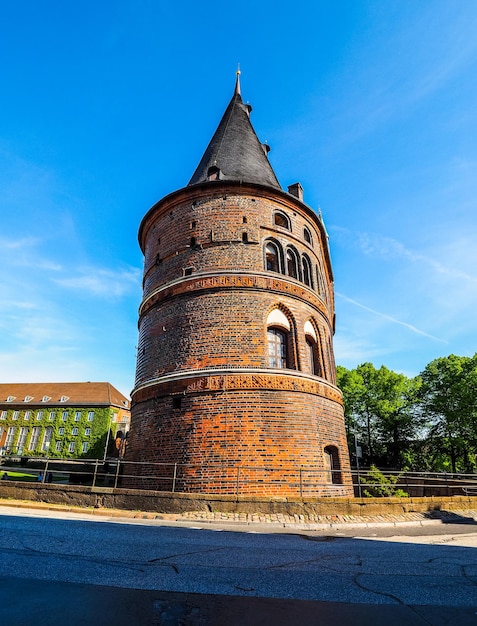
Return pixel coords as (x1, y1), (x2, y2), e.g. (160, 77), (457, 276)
(1, 506), (476, 625)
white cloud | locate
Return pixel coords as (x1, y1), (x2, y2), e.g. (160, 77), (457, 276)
(54, 266), (141, 298)
(336, 292), (447, 344)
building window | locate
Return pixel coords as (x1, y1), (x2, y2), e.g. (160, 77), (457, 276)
(24, 411), (31, 420)
(302, 255), (313, 288)
(84, 428), (91, 436)
(274, 211), (290, 230)
(267, 328), (288, 368)
(29, 427), (41, 451)
(324, 446), (342, 484)
(55, 441), (61, 452)
(42, 428), (52, 452)
(6, 396), (15, 402)
(24, 396), (33, 402)
(60, 396), (69, 403)
(5, 427), (17, 450)
(41, 395), (51, 402)
(36, 411), (43, 421)
(304, 321), (322, 377)
(74, 411), (81, 422)
(17, 427), (28, 452)
(82, 442), (89, 454)
(172, 397), (182, 410)
(304, 226), (313, 245)
(0, 411), (6, 420)
(62, 411), (68, 421)
(286, 248), (299, 279)
(59, 427), (65, 435)
(68, 442), (75, 453)
(316, 264), (326, 297)
(265, 241), (281, 273)
(88, 411), (95, 421)
(206, 165), (221, 181)
(12, 411), (19, 420)
(48, 412), (56, 421)
(266, 308), (294, 370)
(72, 428), (79, 436)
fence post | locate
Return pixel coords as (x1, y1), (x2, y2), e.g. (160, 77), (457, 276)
(172, 463), (177, 493)
(236, 466), (240, 499)
(92, 459), (99, 488)
(42, 458), (49, 484)
(114, 460), (121, 489)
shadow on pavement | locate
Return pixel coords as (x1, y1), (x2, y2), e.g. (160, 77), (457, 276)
(1, 576), (477, 626)
(425, 509), (477, 525)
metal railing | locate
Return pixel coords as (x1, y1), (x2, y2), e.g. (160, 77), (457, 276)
(1, 456), (476, 498)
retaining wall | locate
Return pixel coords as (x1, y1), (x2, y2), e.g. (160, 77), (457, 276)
(0, 482), (476, 517)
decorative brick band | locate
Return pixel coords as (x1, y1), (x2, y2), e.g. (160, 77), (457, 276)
(132, 370), (343, 405)
(140, 272), (329, 319)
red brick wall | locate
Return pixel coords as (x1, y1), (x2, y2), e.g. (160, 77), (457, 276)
(129, 181), (352, 496)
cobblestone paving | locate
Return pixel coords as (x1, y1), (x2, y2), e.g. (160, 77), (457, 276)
(2, 499), (477, 528)
(171, 508), (477, 527)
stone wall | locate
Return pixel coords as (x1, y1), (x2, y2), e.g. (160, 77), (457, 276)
(0, 482), (476, 518)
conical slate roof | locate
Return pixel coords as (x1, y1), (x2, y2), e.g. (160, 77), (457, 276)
(188, 75), (281, 189)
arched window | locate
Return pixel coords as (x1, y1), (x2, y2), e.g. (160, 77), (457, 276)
(316, 263), (325, 297)
(265, 242), (279, 272)
(302, 254), (313, 288)
(304, 320), (322, 377)
(266, 309), (293, 369)
(267, 328), (288, 368)
(303, 226), (312, 245)
(264, 240), (284, 274)
(324, 446), (342, 484)
(274, 211), (290, 230)
(206, 166), (221, 181)
(286, 247), (300, 279)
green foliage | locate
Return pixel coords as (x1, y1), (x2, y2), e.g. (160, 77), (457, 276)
(418, 354), (477, 473)
(337, 353), (477, 474)
(360, 465), (409, 498)
(337, 363), (422, 468)
(1, 406), (115, 460)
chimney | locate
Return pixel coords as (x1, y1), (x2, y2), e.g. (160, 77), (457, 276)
(288, 182), (303, 201)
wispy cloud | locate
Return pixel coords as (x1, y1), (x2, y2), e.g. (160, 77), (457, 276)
(336, 292), (447, 343)
(54, 266), (141, 298)
(332, 227), (477, 286)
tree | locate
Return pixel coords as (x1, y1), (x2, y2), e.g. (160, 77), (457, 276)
(418, 354), (477, 473)
(337, 363), (421, 469)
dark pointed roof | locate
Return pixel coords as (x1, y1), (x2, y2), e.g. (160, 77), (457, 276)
(188, 74), (281, 189)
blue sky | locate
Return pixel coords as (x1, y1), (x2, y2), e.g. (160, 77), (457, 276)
(1, 1), (476, 397)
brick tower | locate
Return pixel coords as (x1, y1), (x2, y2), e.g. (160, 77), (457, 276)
(128, 73), (353, 496)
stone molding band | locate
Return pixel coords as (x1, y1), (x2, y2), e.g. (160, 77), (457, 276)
(140, 272), (330, 319)
(132, 369), (343, 405)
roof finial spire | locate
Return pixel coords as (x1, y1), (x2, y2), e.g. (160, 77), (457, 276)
(235, 63), (241, 96)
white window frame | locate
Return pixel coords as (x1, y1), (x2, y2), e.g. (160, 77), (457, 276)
(29, 427), (41, 451)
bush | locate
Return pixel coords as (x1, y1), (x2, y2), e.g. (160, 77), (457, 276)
(360, 465), (409, 497)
